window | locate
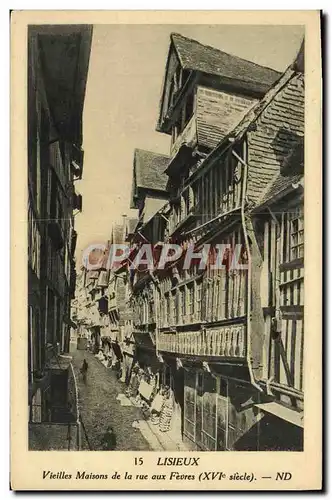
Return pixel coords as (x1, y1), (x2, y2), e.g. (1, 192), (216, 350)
(196, 281), (202, 321)
(289, 207), (304, 260)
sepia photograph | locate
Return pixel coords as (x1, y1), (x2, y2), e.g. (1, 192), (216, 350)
(27, 22), (306, 453)
(10, 9), (322, 491)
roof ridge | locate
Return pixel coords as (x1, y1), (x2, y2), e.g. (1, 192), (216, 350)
(170, 32), (282, 76)
(228, 65), (297, 141)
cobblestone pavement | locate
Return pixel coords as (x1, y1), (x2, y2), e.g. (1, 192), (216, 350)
(71, 349), (151, 451)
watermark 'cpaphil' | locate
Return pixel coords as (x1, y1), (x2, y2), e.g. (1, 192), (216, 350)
(82, 243), (248, 272)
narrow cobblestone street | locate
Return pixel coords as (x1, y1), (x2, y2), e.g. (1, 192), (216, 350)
(71, 350), (151, 451)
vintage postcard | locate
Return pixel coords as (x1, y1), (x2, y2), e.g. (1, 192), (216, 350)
(11, 10), (322, 491)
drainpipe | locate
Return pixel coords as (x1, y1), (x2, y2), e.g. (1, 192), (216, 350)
(239, 138), (263, 393)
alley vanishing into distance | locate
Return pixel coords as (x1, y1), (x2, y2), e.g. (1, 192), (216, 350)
(28, 26), (305, 454)
(72, 350), (151, 451)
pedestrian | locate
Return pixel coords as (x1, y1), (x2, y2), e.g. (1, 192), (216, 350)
(80, 358), (88, 384)
(100, 426), (117, 450)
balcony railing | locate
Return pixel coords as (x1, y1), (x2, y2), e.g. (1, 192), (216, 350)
(158, 322), (246, 358)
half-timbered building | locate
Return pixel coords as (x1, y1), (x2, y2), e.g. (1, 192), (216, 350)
(28, 25), (92, 449)
(125, 35), (305, 451)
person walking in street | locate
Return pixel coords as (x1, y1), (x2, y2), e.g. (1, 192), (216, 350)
(100, 426), (117, 450)
(80, 358), (89, 384)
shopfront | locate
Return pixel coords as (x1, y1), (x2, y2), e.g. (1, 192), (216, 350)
(183, 370), (262, 451)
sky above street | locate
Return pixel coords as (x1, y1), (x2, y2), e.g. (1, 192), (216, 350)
(75, 23), (304, 261)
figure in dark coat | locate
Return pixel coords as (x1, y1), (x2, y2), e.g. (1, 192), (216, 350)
(80, 359), (88, 383)
(100, 427), (117, 450)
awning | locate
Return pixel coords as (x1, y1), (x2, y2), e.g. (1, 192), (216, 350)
(255, 402), (304, 428)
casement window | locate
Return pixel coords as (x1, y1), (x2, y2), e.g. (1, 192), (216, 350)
(289, 207), (304, 260)
(283, 205), (304, 262)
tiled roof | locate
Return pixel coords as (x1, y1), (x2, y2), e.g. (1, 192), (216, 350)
(134, 149), (170, 191)
(246, 72), (304, 204)
(195, 40), (304, 209)
(258, 173), (304, 207)
(171, 33), (282, 88)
